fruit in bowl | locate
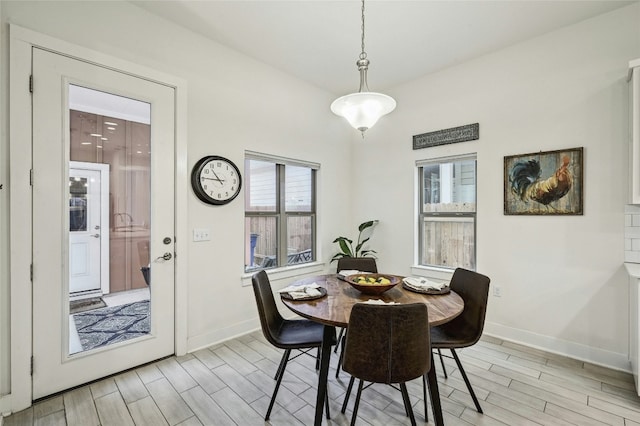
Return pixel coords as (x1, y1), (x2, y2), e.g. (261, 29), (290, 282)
(345, 273), (400, 295)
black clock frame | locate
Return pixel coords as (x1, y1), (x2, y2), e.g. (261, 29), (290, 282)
(191, 155), (242, 205)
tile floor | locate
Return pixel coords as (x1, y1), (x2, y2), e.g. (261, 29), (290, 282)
(4, 333), (640, 425)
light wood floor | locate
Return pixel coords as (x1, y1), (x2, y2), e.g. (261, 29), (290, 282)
(4, 332), (640, 425)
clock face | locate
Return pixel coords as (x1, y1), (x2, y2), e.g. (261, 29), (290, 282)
(191, 156), (242, 205)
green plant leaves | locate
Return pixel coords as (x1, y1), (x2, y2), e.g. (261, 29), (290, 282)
(331, 220), (378, 262)
(334, 237), (354, 257)
(358, 220), (378, 233)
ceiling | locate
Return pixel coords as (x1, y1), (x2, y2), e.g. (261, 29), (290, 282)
(132, 0), (636, 95)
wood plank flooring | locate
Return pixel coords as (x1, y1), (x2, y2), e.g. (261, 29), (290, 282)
(4, 333), (640, 425)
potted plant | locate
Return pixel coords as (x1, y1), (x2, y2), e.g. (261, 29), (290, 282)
(331, 220), (379, 263)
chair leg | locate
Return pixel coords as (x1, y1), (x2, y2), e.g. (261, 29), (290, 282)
(335, 336), (346, 378)
(334, 327), (345, 353)
(400, 383), (417, 426)
(266, 350), (290, 420)
(350, 379), (365, 426)
(437, 348), (448, 379)
(422, 374), (429, 423)
(325, 386), (331, 419)
(451, 348), (483, 413)
(341, 376), (355, 413)
(316, 347), (320, 370)
(274, 349), (290, 380)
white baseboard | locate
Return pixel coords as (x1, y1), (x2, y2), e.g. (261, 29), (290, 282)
(484, 321), (631, 373)
(187, 318), (259, 353)
(0, 393), (12, 420)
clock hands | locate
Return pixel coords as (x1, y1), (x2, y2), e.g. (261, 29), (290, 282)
(201, 173), (225, 185)
(211, 170), (225, 184)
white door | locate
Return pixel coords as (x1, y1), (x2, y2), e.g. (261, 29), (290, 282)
(69, 163), (108, 296)
(32, 47), (176, 399)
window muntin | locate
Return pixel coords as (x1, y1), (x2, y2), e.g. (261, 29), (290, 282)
(245, 156), (317, 271)
(418, 157), (476, 270)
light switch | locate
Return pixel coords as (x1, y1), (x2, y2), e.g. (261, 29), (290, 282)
(193, 228), (211, 242)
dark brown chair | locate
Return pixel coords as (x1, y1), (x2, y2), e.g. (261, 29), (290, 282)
(430, 267), (490, 414)
(336, 257), (378, 274)
(340, 303), (430, 426)
(334, 257), (378, 377)
(251, 270), (335, 420)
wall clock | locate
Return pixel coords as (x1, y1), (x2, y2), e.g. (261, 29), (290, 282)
(191, 155), (242, 205)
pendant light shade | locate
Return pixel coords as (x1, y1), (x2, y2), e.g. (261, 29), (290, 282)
(331, 0), (396, 136)
(330, 92), (396, 133)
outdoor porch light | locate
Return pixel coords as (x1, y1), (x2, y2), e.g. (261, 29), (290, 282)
(330, 0), (396, 137)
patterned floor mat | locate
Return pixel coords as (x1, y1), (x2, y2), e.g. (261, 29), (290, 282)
(73, 300), (150, 351)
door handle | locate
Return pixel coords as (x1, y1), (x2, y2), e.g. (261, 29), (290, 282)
(155, 252), (172, 261)
(90, 234), (100, 238)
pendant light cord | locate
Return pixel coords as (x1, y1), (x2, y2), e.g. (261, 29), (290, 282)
(360, 0), (367, 61)
(357, 0), (370, 92)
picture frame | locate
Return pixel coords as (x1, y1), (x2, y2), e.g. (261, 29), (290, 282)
(504, 147), (583, 215)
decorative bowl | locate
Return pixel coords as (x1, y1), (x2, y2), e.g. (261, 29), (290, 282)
(345, 273), (400, 295)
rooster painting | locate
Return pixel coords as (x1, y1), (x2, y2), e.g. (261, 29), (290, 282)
(505, 148), (583, 215)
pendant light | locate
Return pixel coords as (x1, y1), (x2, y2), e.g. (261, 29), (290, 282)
(330, 0), (396, 137)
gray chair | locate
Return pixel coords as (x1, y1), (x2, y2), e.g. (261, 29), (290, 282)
(334, 257), (378, 377)
(251, 270), (335, 420)
(340, 303), (431, 426)
(430, 267), (490, 413)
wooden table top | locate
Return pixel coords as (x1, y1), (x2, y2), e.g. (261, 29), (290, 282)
(281, 274), (464, 327)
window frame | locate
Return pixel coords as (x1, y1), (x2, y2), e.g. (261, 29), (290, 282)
(245, 152), (318, 272)
(417, 155), (477, 271)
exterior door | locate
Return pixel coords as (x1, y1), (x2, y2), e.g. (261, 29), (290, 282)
(69, 163), (109, 296)
(32, 47), (176, 399)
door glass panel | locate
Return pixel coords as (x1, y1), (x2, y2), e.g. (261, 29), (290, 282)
(68, 85), (151, 355)
(69, 178), (87, 232)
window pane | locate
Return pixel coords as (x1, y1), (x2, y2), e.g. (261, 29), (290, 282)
(285, 166), (312, 212)
(246, 159), (276, 212)
(69, 177), (88, 231)
(245, 216), (277, 271)
(422, 160), (476, 213)
(421, 217), (475, 270)
(286, 216), (313, 265)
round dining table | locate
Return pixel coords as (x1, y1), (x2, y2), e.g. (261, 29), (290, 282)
(281, 274), (464, 426)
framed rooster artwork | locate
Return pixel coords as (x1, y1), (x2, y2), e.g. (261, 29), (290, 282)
(504, 147), (583, 215)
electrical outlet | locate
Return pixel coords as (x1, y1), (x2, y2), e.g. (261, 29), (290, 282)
(493, 286), (502, 297)
(193, 228), (211, 242)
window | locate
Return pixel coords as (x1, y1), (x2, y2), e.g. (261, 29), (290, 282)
(245, 153), (317, 272)
(418, 156), (476, 270)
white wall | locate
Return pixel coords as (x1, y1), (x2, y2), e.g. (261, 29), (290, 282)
(354, 3), (640, 369)
(0, 0), (8, 407)
(0, 0), (354, 402)
(1, 0), (638, 411)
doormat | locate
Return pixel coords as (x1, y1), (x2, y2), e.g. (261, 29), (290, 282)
(69, 297), (106, 314)
(73, 300), (150, 351)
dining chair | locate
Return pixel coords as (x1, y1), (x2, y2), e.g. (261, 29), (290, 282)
(340, 303), (431, 426)
(336, 257), (378, 274)
(251, 270), (335, 420)
(429, 267), (490, 414)
(334, 257), (378, 378)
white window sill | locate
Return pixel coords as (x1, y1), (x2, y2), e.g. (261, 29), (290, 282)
(410, 265), (455, 280)
(241, 261), (326, 286)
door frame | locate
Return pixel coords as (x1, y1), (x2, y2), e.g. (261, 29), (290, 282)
(9, 24), (188, 411)
(69, 161), (110, 298)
